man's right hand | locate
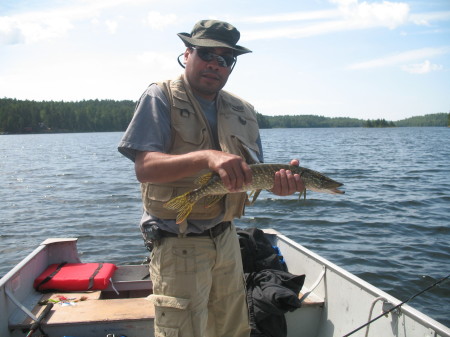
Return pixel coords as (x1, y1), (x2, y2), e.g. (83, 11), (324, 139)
(135, 150), (252, 192)
(205, 151), (252, 192)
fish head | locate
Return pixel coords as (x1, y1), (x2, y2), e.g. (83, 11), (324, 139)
(300, 168), (345, 194)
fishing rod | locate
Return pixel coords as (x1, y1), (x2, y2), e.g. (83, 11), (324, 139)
(343, 274), (449, 337)
(26, 303), (53, 337)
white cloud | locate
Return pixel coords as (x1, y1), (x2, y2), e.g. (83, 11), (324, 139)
(0, 0), (150, 45)
(409, 11), (450, 26)
(242, 0), (410, 41)
(0, 13), (73, 44)
(145, 11), (177, 31)
(241, 10), (340, 24)
(105, 20), (118, 34)
(0, 17), (25, 44)
(348, 47), (449, 70)
(401, 60), (443, 74)
(348, 1), (409, 29)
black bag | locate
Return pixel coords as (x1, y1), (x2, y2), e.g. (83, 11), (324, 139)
(246, 269), (305, 337)
(237, 227), (287, 274)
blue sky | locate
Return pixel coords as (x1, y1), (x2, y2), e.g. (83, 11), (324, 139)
(1, 0), (449, 121)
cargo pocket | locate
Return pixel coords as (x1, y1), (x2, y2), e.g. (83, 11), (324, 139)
(172, 246), (196, 273)
(147, 294), (193, 337)
(154, 326), (178, 337)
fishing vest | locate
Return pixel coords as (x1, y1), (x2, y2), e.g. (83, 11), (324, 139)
(141, 74), (260, 224)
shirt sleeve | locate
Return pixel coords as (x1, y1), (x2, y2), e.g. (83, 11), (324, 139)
(118, 84), (171, 162)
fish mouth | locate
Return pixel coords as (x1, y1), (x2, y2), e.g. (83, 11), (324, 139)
(326, 182), (345, 194)
(330, 188), (345, 194)
(308, 185), (345, 194)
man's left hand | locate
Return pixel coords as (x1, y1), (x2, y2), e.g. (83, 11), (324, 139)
(271, 159), (305, 196)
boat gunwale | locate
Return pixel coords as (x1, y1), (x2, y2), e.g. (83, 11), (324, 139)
(266, 229), (450, 336)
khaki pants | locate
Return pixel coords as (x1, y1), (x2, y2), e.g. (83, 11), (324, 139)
(147, 223), (250, 337)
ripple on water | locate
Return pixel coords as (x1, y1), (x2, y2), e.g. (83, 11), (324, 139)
(1, 129), (449, 326)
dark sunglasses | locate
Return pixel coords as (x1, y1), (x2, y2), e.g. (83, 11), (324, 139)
(192, 47), (236, 68)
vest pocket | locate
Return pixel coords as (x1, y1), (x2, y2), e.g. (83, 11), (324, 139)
(174, 124), (205, 145)
(143, 184), (177, 202)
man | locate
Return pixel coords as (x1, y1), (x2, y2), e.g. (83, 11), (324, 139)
(118, 20), (304, 337)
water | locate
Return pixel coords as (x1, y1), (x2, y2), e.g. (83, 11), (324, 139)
(1, 128), (449, 326)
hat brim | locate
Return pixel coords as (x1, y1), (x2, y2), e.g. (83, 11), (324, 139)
(177, 33), (252, 56)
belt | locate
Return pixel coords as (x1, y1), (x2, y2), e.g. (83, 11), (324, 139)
(159, 221), (231, 239)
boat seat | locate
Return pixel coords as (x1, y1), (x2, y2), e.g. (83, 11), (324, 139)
(12, 290), (323, 327)
(11, 291), (155, 333)
(10, 290), (322, 336)
(298, 291), (324, 307)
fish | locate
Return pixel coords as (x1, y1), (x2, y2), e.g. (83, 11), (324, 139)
(163, 163), (344, 224)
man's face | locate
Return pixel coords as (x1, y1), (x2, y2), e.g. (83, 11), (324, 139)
(183, 47), (235, 101)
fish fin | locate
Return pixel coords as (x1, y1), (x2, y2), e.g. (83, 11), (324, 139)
(249, 189), (262, 205)
(176, 207), (192, 225)
(204, 195), (226, 208)
(163, 192), (195, 224)
(298, 188), (307, 201)
(194, 172), (214, 186)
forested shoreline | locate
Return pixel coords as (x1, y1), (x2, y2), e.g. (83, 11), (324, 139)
(0, 98), (135, 134)
(0, 98), (448, 134)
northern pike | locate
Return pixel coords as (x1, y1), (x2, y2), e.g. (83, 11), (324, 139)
(163, 163), (344, 224)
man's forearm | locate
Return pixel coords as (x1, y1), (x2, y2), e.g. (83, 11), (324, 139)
(134, 150), (212, 183)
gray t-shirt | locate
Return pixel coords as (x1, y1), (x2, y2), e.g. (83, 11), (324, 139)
(118, 83), (263, 234)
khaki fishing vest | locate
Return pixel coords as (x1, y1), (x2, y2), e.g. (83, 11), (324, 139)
(141, 74), (260, 223)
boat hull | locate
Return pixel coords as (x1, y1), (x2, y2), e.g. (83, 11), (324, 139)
(1, 232), (448, 337)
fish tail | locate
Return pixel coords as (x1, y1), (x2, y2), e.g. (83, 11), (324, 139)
(163, 192), (195, 224)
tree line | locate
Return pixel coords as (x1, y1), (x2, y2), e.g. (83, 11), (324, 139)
(256, 112), (448, 129)
(364, 119), (396, 127)
(0, 98), (448, 134)
(256, 113), (365, 128)
(0, 98), (135, 134)
(395, 113), (449, 127)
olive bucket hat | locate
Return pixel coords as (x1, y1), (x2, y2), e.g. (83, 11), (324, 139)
(177, 20), (252, 56)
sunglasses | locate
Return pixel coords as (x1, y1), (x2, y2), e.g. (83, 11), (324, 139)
(192, 47), (236, 68)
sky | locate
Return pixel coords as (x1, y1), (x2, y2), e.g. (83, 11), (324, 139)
(0, 0), (449, 121)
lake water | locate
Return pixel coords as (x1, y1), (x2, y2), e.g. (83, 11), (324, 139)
(0, 128), (449, 327)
